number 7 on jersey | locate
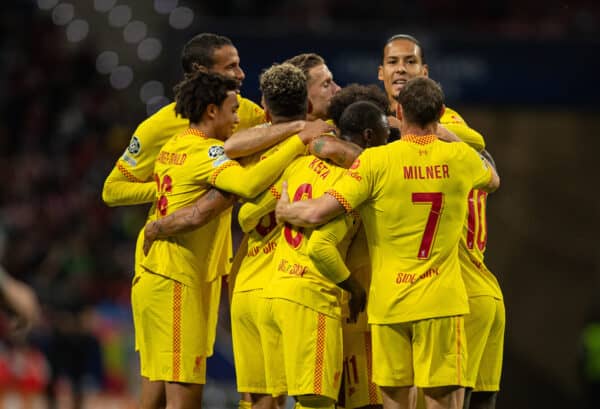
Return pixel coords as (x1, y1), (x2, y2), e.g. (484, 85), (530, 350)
(412, 192), (444, 259)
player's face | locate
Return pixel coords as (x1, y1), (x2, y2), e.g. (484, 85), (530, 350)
(307, 64), (340, 120)
(210, 45), (246, 84)
(214, 91), (240, 141)
(378, 39), (428, 102)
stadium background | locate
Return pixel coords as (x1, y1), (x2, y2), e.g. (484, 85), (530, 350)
(0, 0), (598, 408)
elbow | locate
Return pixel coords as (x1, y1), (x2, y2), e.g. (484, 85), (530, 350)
(307, 238), (323, 266)
(101, 184), (118, 207)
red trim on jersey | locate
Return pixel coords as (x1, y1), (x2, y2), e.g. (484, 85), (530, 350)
(314, 313), (326, 394)
(117, 162), (143, 182)
(172, 282), (183, 381)
(401, 134), (437, 145)
(181, 128), (208, 138)
(327, 189), (353, 213)
(209, 161), (239, 186)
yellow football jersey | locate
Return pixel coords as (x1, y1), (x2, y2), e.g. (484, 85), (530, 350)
(109, 95), (265, 190)
(142, 129), (305, 286)
(441, 107), (485, 152)
(328, 134), (493, 324)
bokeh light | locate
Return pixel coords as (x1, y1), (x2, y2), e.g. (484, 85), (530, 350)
(108, 5), (132, 28)
(137, 38), (162, 61)
(93, 0), (117, 12)
(146, 96), (171, 116)
(139, 81), (165, 103)
(123, 20), (147, 44)
(110, 66), (134, 89)
(95, 51), (119, 74)
(154, 0), (178, 15)
(37, 0), (59, 11)
(169, 7), (194, 30)
(51, 3), (75, 26)
(66, 19), (90, 43)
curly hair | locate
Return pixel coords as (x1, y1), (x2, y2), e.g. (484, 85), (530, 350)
(260, 63), (307, 119)
(327, 83), (390, 127)
(284, 53), (325, 82)
(395, 77), (444, 127)
(173, 71), (239, 124)
(181, 33), (233, 74)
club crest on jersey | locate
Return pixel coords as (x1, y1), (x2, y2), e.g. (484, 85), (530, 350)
(208, 145), (225, 159)
(127, 135), (141, 155)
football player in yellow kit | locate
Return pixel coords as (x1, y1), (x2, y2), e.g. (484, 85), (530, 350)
(275, 78), (500, 409)
(137, 70), (311, 409)
(102, 33), (305, 409)
(378, 34), (505, 409)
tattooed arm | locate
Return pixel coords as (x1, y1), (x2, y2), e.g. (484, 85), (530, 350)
(143, 189), (236, 255)
(309, 135), (363, 169)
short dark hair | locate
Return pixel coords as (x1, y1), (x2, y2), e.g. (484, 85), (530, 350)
(173, 71), (238, 123)
(384, 34), (426, 63)
(395, 77), (444, 127)
(339, 101), (386, 141)
(260, 63), (307, 119)
(284, 53), (325, 82)
(181, 33), (233, 74)
(327, 83), (390, 127)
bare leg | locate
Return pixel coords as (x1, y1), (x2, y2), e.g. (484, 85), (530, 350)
(140, 377), (166, 409)
(165, 382), (203, 409)
(380, 386), (417, 409)
(422, 386), (464, 409)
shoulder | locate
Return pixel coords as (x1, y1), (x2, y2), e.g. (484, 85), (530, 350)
(440, 106), (467, 125)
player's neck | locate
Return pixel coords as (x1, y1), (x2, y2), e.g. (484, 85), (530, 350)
(401, 123), (437, 138)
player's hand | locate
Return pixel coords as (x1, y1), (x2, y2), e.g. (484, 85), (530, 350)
(337, 276), (366, 323)
(275, 181), (291, 225)
(387, 115), (402, 129)
(143, 222), (159, 256)
(297, 119), (335, 145)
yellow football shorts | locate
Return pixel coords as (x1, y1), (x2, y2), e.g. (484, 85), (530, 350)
(464, 296), (505, 391)
(131, 269), (221, 384)
(371, 316), (468, 388)
(231, 289), (270, 394)
(338, 326), (382, 409)
(259, 298), (343, 400)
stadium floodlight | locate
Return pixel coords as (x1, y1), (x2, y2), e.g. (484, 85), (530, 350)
(124, 21), (148, 44)
(169, 7), (194, 30)
(110, 66), (134, 89)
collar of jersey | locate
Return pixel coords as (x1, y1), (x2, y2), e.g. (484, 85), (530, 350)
(182, 128), (208, 138)
(400, 134), (437, 145)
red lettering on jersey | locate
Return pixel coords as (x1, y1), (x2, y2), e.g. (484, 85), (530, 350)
(350, 159), (361, 169)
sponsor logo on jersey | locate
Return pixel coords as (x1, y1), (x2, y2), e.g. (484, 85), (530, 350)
(350, 158), (360, 169)
(212, 155), (230, 167)
(208, 145), (225, 158)
(121, 153), (137, 166)
(128, 135), (141, 155)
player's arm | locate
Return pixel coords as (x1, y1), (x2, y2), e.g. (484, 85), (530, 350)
(275, 181), (345, 227)
(468, 147), (500, 193)
(143, 189), (236, 255)
(224, 119), (334, 158)
(214, 135), (306, 199)
(224, 120), (304, 158)
(308, 215), (366, 322)
(238, 184), (281, 233)
(441, 111), (486, 150)
(102, 164), (155, 206)
(0, 265), (41, 335)
(309, 135), (363, 169)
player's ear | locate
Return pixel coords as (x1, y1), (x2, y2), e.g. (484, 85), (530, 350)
(363, 128), (373, 148)
(192, 62), (209, 73)
(439, 104), (446, 119)
(377, 64), (384, 81)
(205, 103), (218, 119)
(422, 64), (429, 77)
(307, 99), (313, 114)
